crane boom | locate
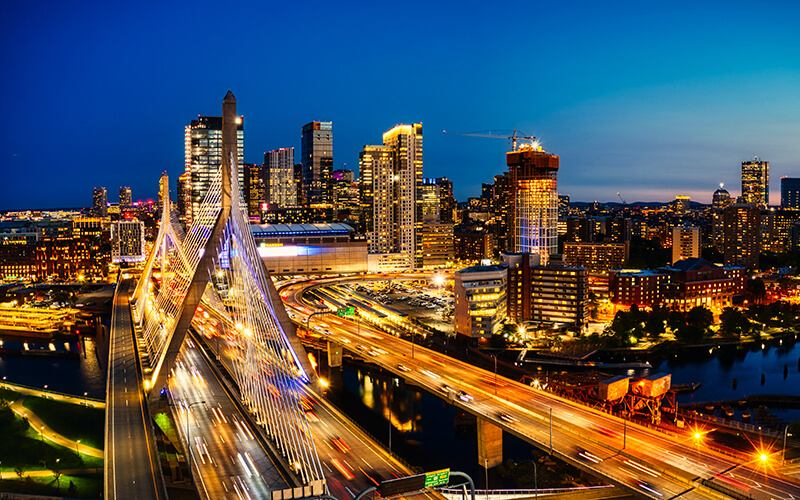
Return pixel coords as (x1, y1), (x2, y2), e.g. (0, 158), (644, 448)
(617, 192), (627, 205)
(443, 129), (536, 151)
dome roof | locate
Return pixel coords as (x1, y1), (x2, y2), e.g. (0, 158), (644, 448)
(713, 187), (730, 196)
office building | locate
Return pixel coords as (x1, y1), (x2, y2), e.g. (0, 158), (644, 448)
(435, 178), (455, 224)
(674, 195), (691, 213)
(301, 121), (333, 208)
(723, 203), (761, 268)
(781, 177), (800, 209)
(359, 145), (395, 254)
(741, 157), (769, 207)
(712, 184), (732, 209)
(111, 219), (145, 264)
(265, 148), (296, 208)
(608, 270), (667, 309)
(243, 163), (264, 219)
(454, 264), (507, 343)
(177, 172), (191, 222)
(119, 187), (132, 209)
(185, 93), (244, 224)
(417, 223), (453, 268)
(332, 169), (359, 220)
(507, 146), (559, 265)
(712, 184), (732, 249)
(420, 180), (441, 223)
(671, 225), (700, 263)
(454, 226), (494, 262)
(92, 187), (107, 217)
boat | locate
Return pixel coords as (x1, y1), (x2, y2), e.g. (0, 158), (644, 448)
(672, 382), (702, 394)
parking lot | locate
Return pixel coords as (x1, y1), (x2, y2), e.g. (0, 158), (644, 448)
(351, 280), (455, 335)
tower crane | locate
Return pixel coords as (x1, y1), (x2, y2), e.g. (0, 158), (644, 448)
(617, 192), (627, 205)
(443, 129), (537, 152)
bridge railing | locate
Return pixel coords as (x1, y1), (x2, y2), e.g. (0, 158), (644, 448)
(439, 485), (614, 500)
(1, 380), (105, 405)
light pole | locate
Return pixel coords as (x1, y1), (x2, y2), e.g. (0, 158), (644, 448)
(76, 440), (81, 457)
(484, 458), (489, 500)
(513, 460), (537, 500)
(783, 425), (792, 464)
(185, 401), (206, 477)
(83, 392), (88, 407)
(40, 426), (44, 447)
(492, 354), (498, 395)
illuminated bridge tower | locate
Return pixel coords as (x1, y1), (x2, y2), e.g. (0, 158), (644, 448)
(507, 145), (559, 265)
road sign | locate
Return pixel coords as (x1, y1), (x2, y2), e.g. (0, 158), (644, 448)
(424, 469), (450, 488)
(336, 306), (355, 317)
(380, 474), (425, 497)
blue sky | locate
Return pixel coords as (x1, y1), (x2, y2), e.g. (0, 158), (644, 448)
(2, 0), (799, 210)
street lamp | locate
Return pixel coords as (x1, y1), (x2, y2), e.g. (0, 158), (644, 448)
(185, 401), (206, 476)
(513, 460), (537, 500)
(487, 352), (498, 395)
(783, 425), (792, 464)
(76, 440), (81, 456)
(83, 392), (88, 407)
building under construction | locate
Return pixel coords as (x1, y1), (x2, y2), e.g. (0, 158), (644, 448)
(507, 146), (559, 266)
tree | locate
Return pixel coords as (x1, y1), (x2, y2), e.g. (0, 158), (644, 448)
(644, 305), (668, 338)
(747, 277), (766, 305)
(719, 307), (749, 339)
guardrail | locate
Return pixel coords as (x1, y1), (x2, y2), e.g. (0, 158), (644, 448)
(0, 380), (104, 405)
(439, 485), (614, 499)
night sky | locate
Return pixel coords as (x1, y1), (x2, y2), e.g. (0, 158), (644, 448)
(2, 1), (799, 210)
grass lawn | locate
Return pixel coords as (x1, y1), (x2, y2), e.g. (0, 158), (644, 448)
(0, 388), (20, 402)
(0, 473), (103, 498)
(0, 414), (103, 473)
(23, 395), (105, 450)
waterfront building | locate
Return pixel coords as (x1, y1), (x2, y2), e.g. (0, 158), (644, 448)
(265, 148), (296, 208)
(92, 187), (107, 217)
(507, 146), (559, 264)
(454, 264), (507, 344)
(608, 269), (667, 309)
(0, 243), (37, 281)
(781, 177), (800, 209)
(741, 157), (769, 207)
(185, 93), (244, 224)
(301, 121), (333, 208)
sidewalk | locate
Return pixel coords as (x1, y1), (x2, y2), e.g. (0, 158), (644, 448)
(2, 381), (105, 409)
(8, 395), (104, 459)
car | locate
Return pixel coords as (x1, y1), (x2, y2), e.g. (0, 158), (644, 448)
(498, 412), (517, 423)
(397, 364), (410, 372)
(458, 391), (474, 402)
(441, 384), (454, 393)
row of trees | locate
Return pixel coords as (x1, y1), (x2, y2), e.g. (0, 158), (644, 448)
(602, 300), (800, 346)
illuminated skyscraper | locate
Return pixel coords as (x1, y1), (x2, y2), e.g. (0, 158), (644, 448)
(741, 157), (769, 207)
(420, 180), (441, 223)
(723, 203), (761, 268)
(265, 147), (296, 207)
(92, 187), (107, 217)
(672, 225), (700, 263)
(184, 92), (244, 224)
(243, 163), (264, 219)
(177, 172), (190, 222)
(434, 177), (455, 224)
(359, 145), (395, 253)
(119, 186), (132, 208)
(507, 146), (559, 265)
(301, 121), (333, 208)
(383, 124), (423, 266)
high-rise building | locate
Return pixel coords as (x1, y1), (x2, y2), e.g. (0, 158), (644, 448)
(723, 203), (761, 268)
(301, 121), (333, 208)
(672, 225), (700, 264)
(383, 124), (423, 266)
(332, 169), (358, 220)
(781, 177), (800, 209)
(420, 180), (441, 223)
(243, 163), (264, 219)
(92, 187), (107, 217)
(177, 172), (191, 222)
(712, 184), (732, 249)
(741, 157), (769, 207)
(674, 195), (691, 213)
(359, 145), (395, 253)
(265, 148), (296, 208)
(185, 94), (244, 224)
(507, 146), (558, 265)
(435, 178), (455, 224)
(119, 187), (132, 208)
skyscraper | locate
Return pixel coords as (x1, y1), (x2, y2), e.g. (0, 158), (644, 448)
(359, 145), (395, 253)
(301, 121), (333, 208)
(507, 146), (559, 265)
(672, 225), (700, 264)
(177, 172), (191, 222)
(383, 124), (423, 266)
(265, 147), (296, 207)
(781, 177), (800, 209)
(741, 157), (769, 207)
(243, 163), (264, 218)
(435, 177), (455, 224)
(119, 186), (132, 208)
(92, 187), (107, 217)
(185, 95), (244, 224)
(420, 180), (441, 223)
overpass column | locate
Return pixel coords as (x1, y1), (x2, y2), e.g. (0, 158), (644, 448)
(477, 417), (502, 468)
(327, 341), (342, 368)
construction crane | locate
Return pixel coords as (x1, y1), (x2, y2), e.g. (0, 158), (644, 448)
(617, 192), (627, 205)
(443, 129), (536, 152)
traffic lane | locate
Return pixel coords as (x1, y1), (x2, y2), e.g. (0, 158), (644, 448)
(170, 343), (281, 499)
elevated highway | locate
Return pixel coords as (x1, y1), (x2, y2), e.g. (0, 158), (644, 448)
(281, 276), (800, 500)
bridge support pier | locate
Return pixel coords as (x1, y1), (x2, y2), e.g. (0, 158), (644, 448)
(477, 417), (502, 468)
(327, 342), (342, 368)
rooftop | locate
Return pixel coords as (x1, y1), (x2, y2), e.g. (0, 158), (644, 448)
(250, 223), (354, 237)
(456, 264), (507, 274)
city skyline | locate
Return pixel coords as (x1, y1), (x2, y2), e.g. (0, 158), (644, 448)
(2, 1), (799, 210)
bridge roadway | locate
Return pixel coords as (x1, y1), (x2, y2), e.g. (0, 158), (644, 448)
(281, 276), (800, 500)
(190, 308), (442, 500)
(105, 278), (166, 500)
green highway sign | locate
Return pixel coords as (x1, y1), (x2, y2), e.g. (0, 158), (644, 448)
(336, 306), (356, 317)
(424, 469), (450, 488)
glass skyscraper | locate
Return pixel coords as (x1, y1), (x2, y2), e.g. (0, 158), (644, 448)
(301, 121), (333, 208)
(741, 157), (769, 207)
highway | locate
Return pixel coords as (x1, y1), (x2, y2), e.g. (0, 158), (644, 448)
(105, 278), (166, 500)
(281, 276), (800, 500)
(190, 307), (439, 500)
